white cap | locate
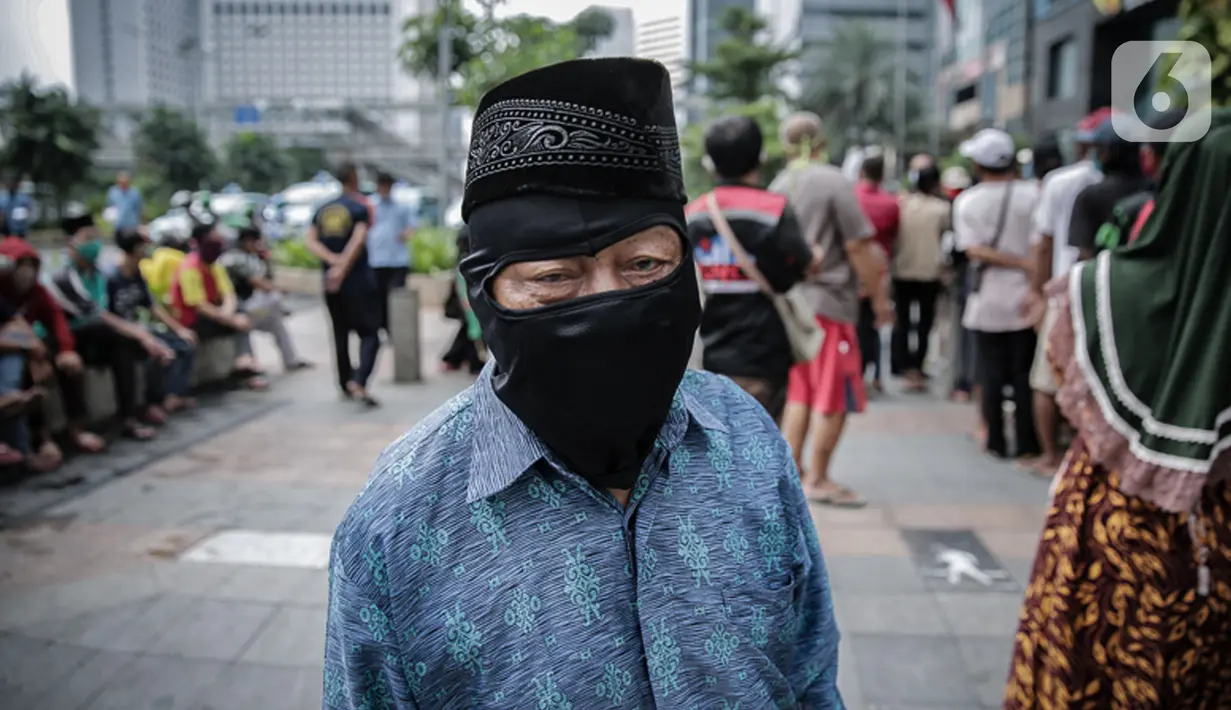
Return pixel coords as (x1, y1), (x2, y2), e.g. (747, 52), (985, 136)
(941, 165), (971, 190)
(959, 128), (1016, 170)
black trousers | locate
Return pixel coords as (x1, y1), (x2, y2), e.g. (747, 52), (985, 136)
(890, 279), (940, 375)
(325, 275), (381, 391)
(975, 328), (1041, 458)
(857, 298), (882, 381)
(372, 266), (409, 335)
(75, 323), (145, 420)
(441, 323), (483, 374)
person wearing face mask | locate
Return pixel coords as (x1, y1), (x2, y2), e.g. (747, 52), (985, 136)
(46, 214), (176, 441)
(0, 242), (69, 470)
(1066, 116), (1150, 263)
(168, 224), (267, 390)
(324, 58), (844, 709)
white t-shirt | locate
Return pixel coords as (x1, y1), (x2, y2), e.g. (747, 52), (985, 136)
(954, 179), (1040, 333)
(1031, 161), (1102, 279)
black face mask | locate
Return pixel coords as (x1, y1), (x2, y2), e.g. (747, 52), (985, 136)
(464, 195), (701, 490)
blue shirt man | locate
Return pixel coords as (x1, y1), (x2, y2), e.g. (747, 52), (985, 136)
(106, 172), (143, 230)
(2, 181), (33, 237)
(367, 180), (417, 270)
(324, 57), (844, 710)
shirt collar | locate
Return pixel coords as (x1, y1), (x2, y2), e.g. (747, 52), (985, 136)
(466, 364), (727, 503)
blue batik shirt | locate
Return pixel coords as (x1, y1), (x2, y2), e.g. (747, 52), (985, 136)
(324, 366), (844, 710)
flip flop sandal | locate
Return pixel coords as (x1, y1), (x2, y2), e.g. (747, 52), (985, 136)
(123, 423), (156, 441)
(810, 486), (869, 509)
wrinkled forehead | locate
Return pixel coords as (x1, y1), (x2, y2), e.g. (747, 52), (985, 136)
(466, 194), (686, 264)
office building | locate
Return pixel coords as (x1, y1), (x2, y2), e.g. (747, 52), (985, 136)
(935, 0), (1032, 133)
(687, 0), (755, 69)
(69, 0), (202, 107)
(636, 15), (689, 92)
(1032, 0), (1181, 138)
(1, 0), (76, 89)
(586, 6), (636, 58)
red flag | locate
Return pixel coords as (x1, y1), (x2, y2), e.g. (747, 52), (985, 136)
(940, 0), (956, 17)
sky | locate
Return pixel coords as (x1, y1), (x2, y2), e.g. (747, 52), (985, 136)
(480, 0), (683, 24)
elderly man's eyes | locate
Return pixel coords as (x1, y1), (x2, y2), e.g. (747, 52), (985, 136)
(629, 257), (669, 272)
(531, 271), (573, 284)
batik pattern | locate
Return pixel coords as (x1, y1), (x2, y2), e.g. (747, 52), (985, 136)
(1005, 439), (1231, 709)
(323, 368), (844, 709)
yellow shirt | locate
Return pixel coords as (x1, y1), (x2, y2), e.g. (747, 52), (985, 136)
(141, 247), (232, 305)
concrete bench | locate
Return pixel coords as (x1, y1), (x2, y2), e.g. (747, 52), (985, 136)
(38, 336), (237, 432)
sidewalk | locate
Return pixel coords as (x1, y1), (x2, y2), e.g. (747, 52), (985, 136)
(0, 305), (1051, 709)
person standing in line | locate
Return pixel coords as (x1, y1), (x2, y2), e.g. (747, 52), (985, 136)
(953, 128), (1041, 461)
(304, 164), (381, 407)
(771, 112), (889, 508)
(938, 165), (979, 402)
(891, 164), (950, 392)
(439, 225), (485, 374)
(324, 58), (844, 709)
(1004, 109), (1231, 710)
(1066, 117), (1151, 263)
(366, 173), (417, 337)
(851, 154), (898, 394)
(1, 178), (33, 238)
(1023, 112), (1106, 476)
(687, 115), (815, 419)
(106, 172), (144, 231)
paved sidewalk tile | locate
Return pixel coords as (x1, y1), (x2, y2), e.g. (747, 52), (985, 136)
(30, 647), (139, 710)
(84, 655), (228, 710)
(934, 593), (1026, 638)
(190, 663), (323, 710)
(240, 606), (328, 667)
(824, 556), (929, 594)
(833, 592), (949, 636)
(958, 636), (1018, 708)
(144, 598), (278, 661)
(849, 634), (980, 706)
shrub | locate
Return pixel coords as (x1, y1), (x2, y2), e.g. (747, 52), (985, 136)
(409, 226), (458, 274)
(271, 238), (321, 269)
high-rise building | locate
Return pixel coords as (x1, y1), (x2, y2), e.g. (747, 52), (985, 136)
(69, 0), (202, 107)
(687, 0), (755, 70)
(1, 0), (76, 90)
(585, 6), (636, 58)
(636, 15), (688, 92)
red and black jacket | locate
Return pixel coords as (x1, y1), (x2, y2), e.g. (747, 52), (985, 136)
(685, 183), (811, 383)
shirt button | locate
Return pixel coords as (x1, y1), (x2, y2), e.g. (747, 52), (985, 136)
(838, 341), (850, 354)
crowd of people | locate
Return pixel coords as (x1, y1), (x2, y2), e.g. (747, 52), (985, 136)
(0, 173), (316, 472)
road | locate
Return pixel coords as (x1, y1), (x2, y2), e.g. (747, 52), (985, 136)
(0, 304), (1051, 710)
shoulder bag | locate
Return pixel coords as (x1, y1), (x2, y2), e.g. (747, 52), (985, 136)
(968, 181), (1014, 294)
(705, 192), (824, 363)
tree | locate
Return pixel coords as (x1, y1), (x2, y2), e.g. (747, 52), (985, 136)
(285, 146), (330, 182)
(1177, 0), (1230, 106)
(133, 106), (217, 193)
(798, 22), (928, 160)
(398, 0), (482, 82)
(0, 73), (99, 211)
(681, 99), (789, 197)
(688, 7), (798, 103)
(573, 7), (617, 54)
(224, 132), (290, 193)
(455, 14), (588, 107)
(400, 7), (613, 107)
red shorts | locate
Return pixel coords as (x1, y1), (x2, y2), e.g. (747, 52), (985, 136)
(786, 315), (867, 416)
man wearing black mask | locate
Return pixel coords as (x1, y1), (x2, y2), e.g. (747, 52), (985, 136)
(324, 58), (844, 709)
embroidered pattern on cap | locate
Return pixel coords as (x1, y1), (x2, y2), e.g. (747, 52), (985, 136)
(465, 99), (683, 188)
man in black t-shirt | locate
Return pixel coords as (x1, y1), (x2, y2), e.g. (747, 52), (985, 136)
(304, 163), (381, 406)
(686, 116), (815, 419)
(1068, 119), (1150, 262)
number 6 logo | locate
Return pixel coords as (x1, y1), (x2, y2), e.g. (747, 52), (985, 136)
(1111, 41), (1212, 143)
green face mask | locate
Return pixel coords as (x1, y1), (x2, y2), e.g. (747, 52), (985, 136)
(75, 239), (103, 264)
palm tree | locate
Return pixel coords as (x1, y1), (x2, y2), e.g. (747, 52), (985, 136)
(798, 23), (926, 158)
